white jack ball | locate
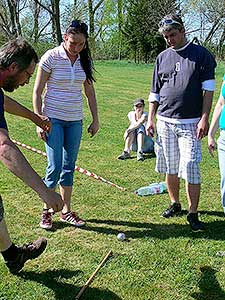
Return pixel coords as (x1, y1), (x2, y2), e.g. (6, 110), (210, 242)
(117, 232), (126, 241)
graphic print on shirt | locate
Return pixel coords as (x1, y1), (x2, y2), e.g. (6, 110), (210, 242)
(175, 62), (180, 72)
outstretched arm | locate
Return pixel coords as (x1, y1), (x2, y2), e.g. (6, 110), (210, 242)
(4, 95), (50, 133)
(0, 128), (63, 212)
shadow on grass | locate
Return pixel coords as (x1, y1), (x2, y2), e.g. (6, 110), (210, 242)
(45, 221), (74, 232)
(80, 218), (225, 241)
(40, 209), (224, 233)
(144, 152), (156, 159)
(17, 269), (122, 300)
(128, 151), (156, 160)
(199, 210), (225, 218)
(191, 266), (225, 300)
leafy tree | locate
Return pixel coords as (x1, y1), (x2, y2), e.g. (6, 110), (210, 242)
(0, 0), (25, 38)
(124, 0), (177, 62)
(33, 0), (62, 44)
(93, 0), (127, 59)
(183, 0), (225, 58)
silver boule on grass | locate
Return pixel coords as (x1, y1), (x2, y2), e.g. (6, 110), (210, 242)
(117, 232), (126, 241)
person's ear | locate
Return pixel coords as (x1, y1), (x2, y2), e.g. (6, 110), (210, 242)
(8, 62), (19, 73)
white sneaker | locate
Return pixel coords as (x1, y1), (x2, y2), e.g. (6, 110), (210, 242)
(137, 151), (144, 161)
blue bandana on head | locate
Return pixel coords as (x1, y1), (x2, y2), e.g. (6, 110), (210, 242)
(70, 20), (88, 33)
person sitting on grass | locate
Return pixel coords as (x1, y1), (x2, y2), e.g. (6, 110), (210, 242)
(118, 98), (154, 161)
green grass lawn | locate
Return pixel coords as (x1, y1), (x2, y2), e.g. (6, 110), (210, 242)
(0, 60), (225, 300)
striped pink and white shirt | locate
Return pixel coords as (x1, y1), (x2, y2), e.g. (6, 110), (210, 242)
(39, 44), (86, 121)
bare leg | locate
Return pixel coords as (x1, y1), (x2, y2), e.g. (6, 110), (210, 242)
(161, 174), (181, 218)
(59, 185), (85, 226)
(137, 133), (144, 153)
(186, 182), (200, 213)
(59, 185), (73, 214)
(40, 187), (56, 229)
(166, 174), (180, 202)
(0, 219), (12, 252)
(124, 133), (134, 153)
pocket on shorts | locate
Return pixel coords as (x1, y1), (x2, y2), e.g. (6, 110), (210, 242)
(181, 137), (202, 163)
(154, 134), (163, 156)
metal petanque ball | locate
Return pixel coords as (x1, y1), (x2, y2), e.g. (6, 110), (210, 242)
(117, 232), (126, 241)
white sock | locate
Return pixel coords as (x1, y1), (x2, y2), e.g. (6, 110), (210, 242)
(171, 200), (179, 204)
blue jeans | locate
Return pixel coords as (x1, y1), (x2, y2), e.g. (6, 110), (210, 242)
(44, 118), (83, 188)
(217, 130), (225, 213)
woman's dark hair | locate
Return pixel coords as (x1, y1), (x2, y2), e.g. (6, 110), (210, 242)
(0, 37), (38, 71)
(66, 20), (95, 83)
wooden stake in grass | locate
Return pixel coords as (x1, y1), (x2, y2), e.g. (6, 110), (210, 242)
(75, 250), (113, 300)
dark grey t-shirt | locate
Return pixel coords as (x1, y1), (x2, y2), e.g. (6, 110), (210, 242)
(151, 42), (216, 119)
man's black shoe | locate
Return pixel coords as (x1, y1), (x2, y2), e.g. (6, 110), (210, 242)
(187, 213), (205, 232)
(5, 237), (47, 274)
(161, 202), (182, 218)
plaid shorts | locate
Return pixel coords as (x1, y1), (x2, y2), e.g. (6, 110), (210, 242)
(155, 119), (202, 184)
(0, 195), (4, 222)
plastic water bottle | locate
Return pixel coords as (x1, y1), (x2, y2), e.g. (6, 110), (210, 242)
(135, 182), (167, 196)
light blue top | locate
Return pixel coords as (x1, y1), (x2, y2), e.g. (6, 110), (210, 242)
(219, 75), (225, 130)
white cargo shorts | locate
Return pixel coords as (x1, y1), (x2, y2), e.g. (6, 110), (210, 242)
(155, 119), (202, 184)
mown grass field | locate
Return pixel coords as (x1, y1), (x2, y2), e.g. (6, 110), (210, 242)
(0, 60), (225, 300)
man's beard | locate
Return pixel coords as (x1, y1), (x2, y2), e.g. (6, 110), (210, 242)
(3, 74), (19, 92)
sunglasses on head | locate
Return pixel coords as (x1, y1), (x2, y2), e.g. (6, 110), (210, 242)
(159, 19), (182, 28)
(70, 20), (88, 32)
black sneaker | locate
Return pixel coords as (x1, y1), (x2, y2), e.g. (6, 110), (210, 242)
(117, 151), (131, 160)
(5, 237), (47, 274)
(187, 213), (205, 232)
(161, 202), (182, 218)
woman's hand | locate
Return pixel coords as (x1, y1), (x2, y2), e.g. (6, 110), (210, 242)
(208, 135), (217, 157)
(36, 126), (47, 141)
(33, 114), (51, 133)
(88, 120), (99, 137)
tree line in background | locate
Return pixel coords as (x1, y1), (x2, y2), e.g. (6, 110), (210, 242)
(0, 0), (224, 62)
